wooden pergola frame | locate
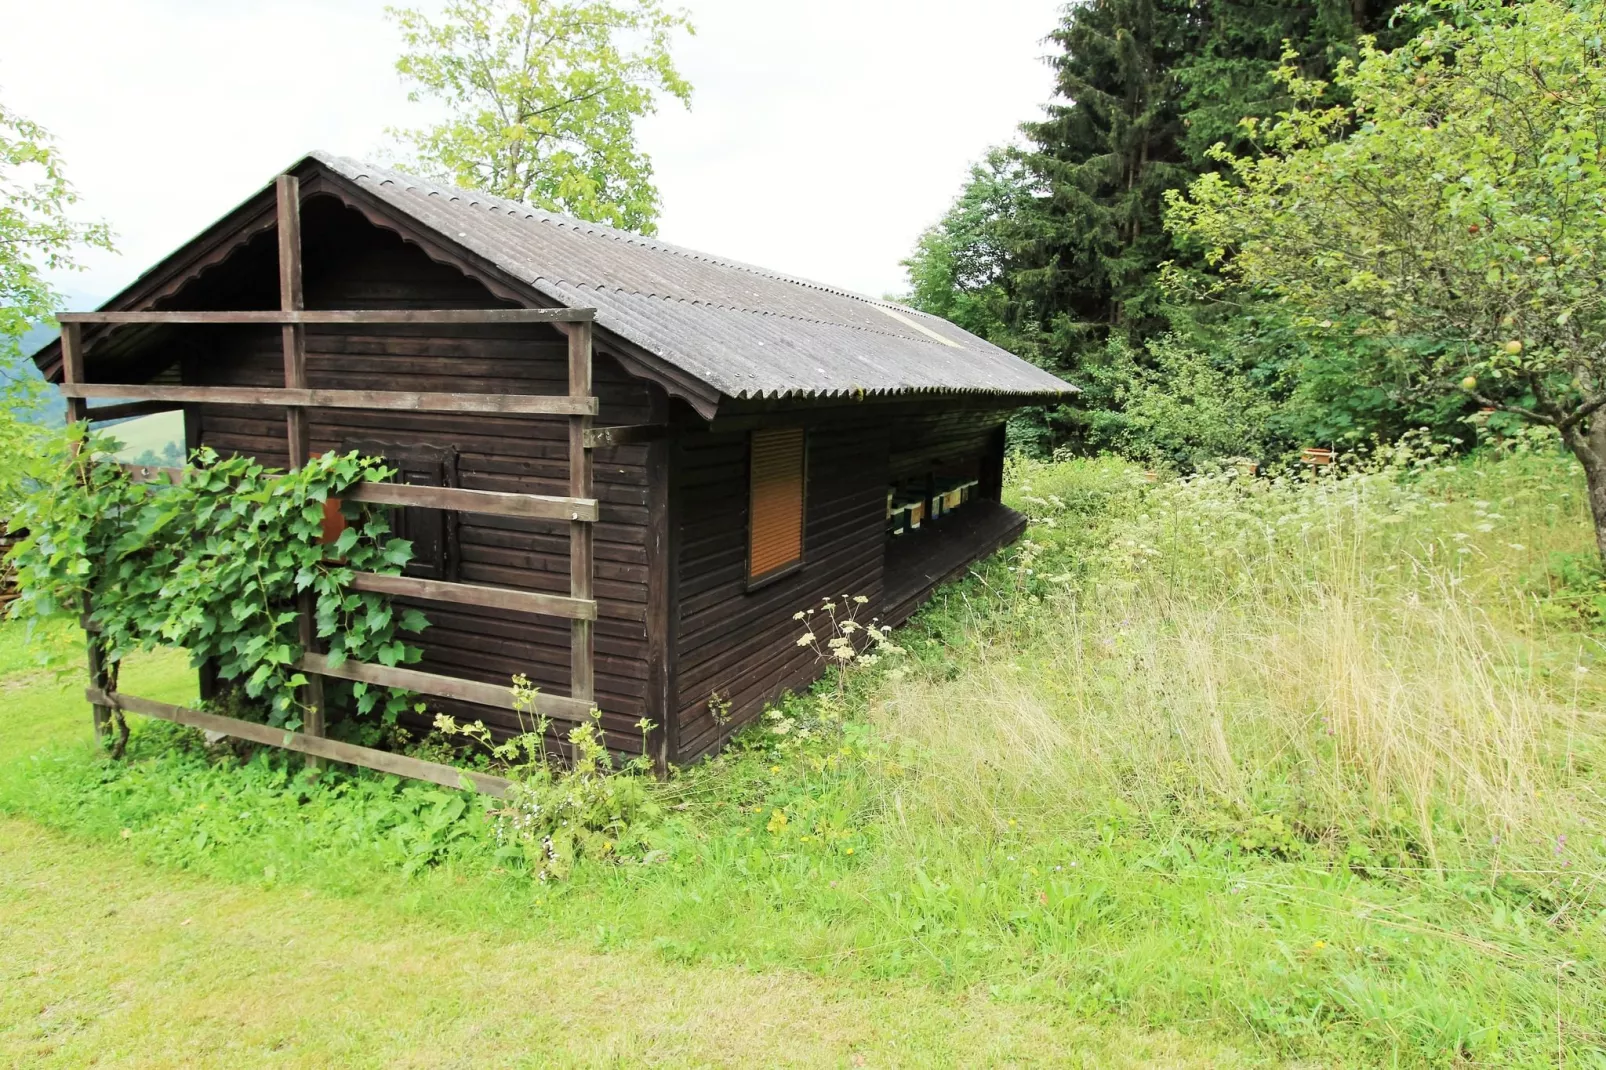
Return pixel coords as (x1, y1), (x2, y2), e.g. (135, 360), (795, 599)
(58, 174), (603, 798)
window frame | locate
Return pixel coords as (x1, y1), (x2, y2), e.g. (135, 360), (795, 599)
(743, 426), (808, 592)
(341, 438), (460, 582)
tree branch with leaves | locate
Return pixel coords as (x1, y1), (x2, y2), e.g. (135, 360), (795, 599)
(386, 0), (693, 234)
(0, 99), (112, 363)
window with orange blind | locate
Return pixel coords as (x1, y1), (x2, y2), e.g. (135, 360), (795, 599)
(748, 427), (806, 582)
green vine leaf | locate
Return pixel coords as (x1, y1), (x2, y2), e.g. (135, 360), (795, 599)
(5, 439), (429, 729)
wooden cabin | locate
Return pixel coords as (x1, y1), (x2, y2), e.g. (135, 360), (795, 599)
(35, 153), (1073, 777)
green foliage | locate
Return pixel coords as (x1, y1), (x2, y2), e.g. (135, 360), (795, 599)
(902, 0), (1409, 459)
(493, 718), (660, 880)
(1167, 0), (1606, 552)
(0, 97), (112, 364)
(434, 676), (662, 880)
(386, 0), (693, 234)
(900, 148), (1042, 351)
(5, 434), (427, 727)
(1173, 0), (1410, 163)
(9, 718), (497, 880)
(1012, 0), (1199, 352)
(1077, 331), (1280, 466)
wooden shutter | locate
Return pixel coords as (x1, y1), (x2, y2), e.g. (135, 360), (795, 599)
(749, 428), (805, 580)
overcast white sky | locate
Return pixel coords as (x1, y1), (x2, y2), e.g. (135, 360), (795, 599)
(0, 0), (1064, 304)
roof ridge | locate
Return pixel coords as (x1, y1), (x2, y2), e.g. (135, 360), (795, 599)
(321, 152), (944, 321)
(550, 281), (973, 348)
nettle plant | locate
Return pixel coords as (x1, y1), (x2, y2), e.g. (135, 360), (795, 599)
(6, 428), (427, 734)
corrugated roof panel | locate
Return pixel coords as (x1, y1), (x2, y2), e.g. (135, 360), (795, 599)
(310, 153), (1074, 404)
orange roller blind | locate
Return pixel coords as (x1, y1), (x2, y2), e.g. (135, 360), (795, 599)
(749, 428), (805, 580)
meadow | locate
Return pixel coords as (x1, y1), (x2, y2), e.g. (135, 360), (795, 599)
(2, 437), (1603, 1067)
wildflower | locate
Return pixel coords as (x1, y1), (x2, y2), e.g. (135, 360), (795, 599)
(853, 595), (868, 604)
(1311, 940), (1327, 951)
(769, 765), (780, 775)
(796, 633), (816, 647)
(845, 847), (854, 855)
(793, 611), (806, 621)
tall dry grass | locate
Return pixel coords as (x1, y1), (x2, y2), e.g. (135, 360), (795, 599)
(874, 440), (1605, 874)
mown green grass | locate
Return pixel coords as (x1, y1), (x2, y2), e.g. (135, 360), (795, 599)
(104, 410), (184, 463)
(3, 443), (1604, 1066)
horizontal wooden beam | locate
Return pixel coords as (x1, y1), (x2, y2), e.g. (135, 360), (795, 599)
(105, 468), (598, 523)
(583, 423), (668, 449)
(59, 307), (595, 325)
(86, 399), (186, 422)
(343, 481), (597, 522)
(299, 653), (594, 725)
(59, 383), (598, 417)
(348, 571), (597, 621)
(86, 687), (512, 797)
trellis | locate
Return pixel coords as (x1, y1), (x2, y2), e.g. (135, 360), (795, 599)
(58, 174), (602, 798)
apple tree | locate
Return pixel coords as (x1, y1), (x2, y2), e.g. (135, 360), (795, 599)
(1166, 0), (1606, 559)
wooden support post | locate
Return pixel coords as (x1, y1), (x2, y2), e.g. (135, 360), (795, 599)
(59, 322), (112, 740)
(277, 174), (325, 757)
(278, 175), (308, 468)
(568, 322), (595, 712)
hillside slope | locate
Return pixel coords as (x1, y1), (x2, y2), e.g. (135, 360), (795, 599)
(1, 444), (1601, 1065)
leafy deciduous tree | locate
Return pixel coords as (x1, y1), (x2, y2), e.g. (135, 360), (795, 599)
(0, 98), (111, 366)
(386, 0), (693, 234)
(901, 148), (1040, 348)
(1167, 0), (1606, 557)
(1, 97), (110, 520)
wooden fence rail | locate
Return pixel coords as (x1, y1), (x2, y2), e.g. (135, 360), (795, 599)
(59, 383), (598, 417)
(59, 308), (593, 325)
(87, 688), (512, 797)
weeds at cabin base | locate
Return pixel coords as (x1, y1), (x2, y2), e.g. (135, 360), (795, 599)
(4, 436), (1605, 1065)
(430, 675), (662, 881)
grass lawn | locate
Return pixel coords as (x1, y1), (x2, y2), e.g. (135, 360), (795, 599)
(2, 445), (1603, 1066)
(104, 410), (184, 465)
(0, 650), (1224, 1067)
(0, 819), (1226, 1068)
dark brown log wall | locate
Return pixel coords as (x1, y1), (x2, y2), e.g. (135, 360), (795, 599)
(888, 407), (1011, 490)
(670, 413), (890, 761)
(176, 202), (655, 751)
(668, 405), (1012, 763)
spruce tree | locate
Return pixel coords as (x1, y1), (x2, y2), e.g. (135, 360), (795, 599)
(986, 0), (1406, 451)
(1175, 0), (1405, 164)
(1012, 0), (1197, 353)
